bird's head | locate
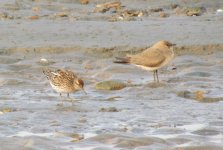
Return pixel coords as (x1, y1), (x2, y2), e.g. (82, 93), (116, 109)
(153, 40), (176, 48)
(74, 79), (87, 95)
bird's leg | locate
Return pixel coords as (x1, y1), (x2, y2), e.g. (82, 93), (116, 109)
(71, 98), (74, 106)
(153, 71), (156, 82)
(59, 93), (64, 106)
(156, 70), (159, 83)
(66, 93), (78, 106)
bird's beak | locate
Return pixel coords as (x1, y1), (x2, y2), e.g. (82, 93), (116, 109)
(171, 43), (176, 46)
(82, 88), (87, 95)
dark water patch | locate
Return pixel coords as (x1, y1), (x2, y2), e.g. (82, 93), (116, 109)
(192, 128), (221, 136)
(152, 127), (185, 135)
(166, 137), (192, 145)
(185, 72), (211, 77)
(209, 121), (223, 126)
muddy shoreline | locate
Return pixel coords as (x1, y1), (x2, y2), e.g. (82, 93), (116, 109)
(1, 43), (223, 56)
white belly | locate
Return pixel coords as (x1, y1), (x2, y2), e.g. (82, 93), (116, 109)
(49, 82), (76, 93)
(135, 65), (159, 71)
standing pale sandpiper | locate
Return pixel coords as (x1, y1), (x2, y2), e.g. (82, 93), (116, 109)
(114, 40), (176, 82)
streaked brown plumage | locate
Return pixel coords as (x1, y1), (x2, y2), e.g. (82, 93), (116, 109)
(43, 68), (86, 97)
(114, 40), (176, 82)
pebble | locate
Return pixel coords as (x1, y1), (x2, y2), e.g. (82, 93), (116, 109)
(99, 107), (119, 112)
(37, 58), (55, 66)
(79, 0), (89, 5)
(95, 80), (126, 90)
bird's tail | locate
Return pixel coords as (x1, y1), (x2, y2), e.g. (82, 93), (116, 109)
(113, 57), (130, 63)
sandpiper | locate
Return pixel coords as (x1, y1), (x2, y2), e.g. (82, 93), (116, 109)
(114, 40), (176, 82)
(43, 68), (86, 100)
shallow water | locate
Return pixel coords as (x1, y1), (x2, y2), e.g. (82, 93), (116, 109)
(0, 50), (223, 150)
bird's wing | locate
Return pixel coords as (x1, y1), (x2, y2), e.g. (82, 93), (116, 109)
(56, 69), (77, 82)
(43, 69), (76, 86)
(128, 48), (166, 67)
